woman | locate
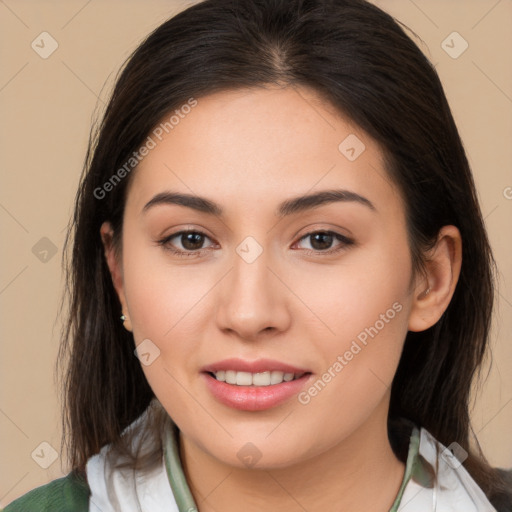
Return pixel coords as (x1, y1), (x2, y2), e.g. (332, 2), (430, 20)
(3, 0), (511, 510)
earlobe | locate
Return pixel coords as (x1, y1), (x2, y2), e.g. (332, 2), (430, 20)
(119, 312), (133, 332)
(100, 221), (133, 332)
(408, 225), (462, 333)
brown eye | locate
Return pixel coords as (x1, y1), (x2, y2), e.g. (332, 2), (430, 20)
(179, 232), (206, 250)
(295, 230), (354, 254)
(158, 230), (215, 256)
(309, 232), (334, 250)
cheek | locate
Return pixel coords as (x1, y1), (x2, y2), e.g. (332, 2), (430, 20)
(121, 236), (217, 366)
(287, 234), (412, 345)
(293, 282), (409, 449)
(291, 233), (412, 402)
(121, 240), (219, 420)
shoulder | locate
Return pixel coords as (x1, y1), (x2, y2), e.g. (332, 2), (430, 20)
(1, 470), (90, 512)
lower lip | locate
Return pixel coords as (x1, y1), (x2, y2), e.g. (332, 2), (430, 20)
(202, 372), (312, 411)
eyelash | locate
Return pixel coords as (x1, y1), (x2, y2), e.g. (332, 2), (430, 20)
(156, 229), (354, 258)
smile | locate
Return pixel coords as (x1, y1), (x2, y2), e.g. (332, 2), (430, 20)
(210, 370), (305, 386)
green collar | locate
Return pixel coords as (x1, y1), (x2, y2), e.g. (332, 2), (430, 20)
(163, 417), (198, 511)
(163, 416), (421, 512)
(389, 424), (421, 512)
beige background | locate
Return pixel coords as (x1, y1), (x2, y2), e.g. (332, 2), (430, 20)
(1, 0), (511, 506)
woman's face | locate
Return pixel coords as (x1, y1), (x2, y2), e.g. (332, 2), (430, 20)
(106, 85), (420, 468)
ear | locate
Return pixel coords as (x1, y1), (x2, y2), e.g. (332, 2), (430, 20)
(100, 221), (132, 332)
(408, 225), (462, 332)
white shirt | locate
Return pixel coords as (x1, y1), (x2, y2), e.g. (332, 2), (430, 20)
(86, 407), (497, 512)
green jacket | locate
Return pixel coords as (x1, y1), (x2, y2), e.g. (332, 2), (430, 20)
(2, 471), (90, 511)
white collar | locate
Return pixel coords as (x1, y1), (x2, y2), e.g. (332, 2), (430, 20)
(398, 428), (496, 511)
(85, 410), (496, 512)
(86, 421), (178, 512)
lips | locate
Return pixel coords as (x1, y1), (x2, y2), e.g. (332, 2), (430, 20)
(200, 358), (313, 411)
(200, 357), (310, 374)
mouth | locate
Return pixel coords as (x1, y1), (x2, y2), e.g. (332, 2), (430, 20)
(200, 359), (313, 411)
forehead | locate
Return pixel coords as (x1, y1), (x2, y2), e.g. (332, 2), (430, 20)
(126, 86), (402, 218)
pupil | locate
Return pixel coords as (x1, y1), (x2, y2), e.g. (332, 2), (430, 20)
(311, 232), (333, 250)
(182, 232), (204, 250)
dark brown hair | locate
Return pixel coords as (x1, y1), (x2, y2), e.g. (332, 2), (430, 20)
(57, 0), (510, 506)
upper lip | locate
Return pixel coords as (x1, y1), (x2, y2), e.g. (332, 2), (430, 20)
(201, 358), (311, 374)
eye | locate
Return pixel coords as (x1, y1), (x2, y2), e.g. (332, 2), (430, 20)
(157, 230), (215, 257)
(294, 230), (354, 255)
(156, 228), (354, 258)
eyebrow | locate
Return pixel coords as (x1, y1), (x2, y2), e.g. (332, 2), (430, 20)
(141, 189), (376, 217)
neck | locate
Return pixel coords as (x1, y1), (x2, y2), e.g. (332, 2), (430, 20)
(179, 401), (406, 512)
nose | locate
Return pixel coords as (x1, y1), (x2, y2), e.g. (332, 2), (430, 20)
(215, 245), (292, 341)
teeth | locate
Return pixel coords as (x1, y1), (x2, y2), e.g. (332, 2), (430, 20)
(253, 371), (272, 386)
(236, 371), (252, 386)
(213, 370), (301, 386)
(225, 370), (237, 384)
(270, 371), (284, 385)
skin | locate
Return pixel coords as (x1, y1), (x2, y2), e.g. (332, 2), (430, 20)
(101, 85), (462, 512)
